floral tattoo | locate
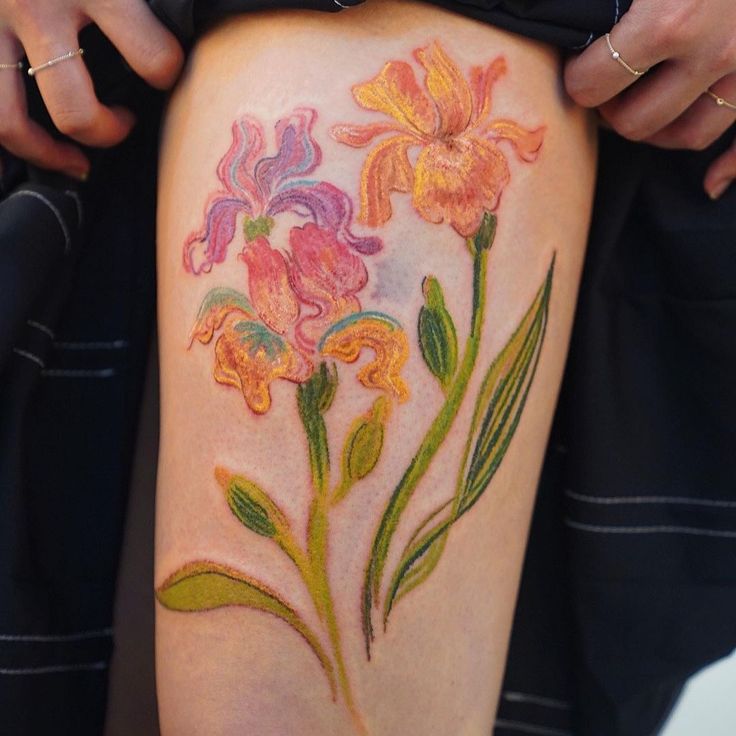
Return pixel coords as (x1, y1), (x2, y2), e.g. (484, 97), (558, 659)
(156, 41), (554, 733)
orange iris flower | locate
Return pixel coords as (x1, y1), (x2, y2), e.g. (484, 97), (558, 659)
(331, 42), (545, 237)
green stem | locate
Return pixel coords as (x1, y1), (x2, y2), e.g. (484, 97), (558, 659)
(308, 497), (367, 734)
(361, 245), (489, 656)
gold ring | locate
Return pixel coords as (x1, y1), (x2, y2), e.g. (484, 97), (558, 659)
(706, 89), (736, 112)
(27, 48), (84, 78)
(0, 60), (23, 71)
(605, 33), (648, 78)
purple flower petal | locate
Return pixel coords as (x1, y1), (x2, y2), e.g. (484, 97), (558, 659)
(184, 196), (246, 274)
(219, 117), (266, 207)
(254, 109), (322, 197)
(268, 181), (383, 255)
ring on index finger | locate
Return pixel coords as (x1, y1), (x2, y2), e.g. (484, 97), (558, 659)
(605, 33), (648, 79)
(27, 48), (84, 78)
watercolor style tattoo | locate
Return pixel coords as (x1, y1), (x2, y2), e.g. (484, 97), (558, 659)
(156, 41), (553, 733)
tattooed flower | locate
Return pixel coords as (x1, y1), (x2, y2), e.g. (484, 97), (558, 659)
(190, 226), (407, 414)
(184, 108), (382, 274)
(331, 42), (545, 237)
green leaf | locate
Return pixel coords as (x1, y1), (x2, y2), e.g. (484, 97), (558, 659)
(156, 561), (337, 698)
(383, 255), (555, 625)
(333, 396), (388, 504)
(418, 276), (458, 391)
(297, 363), (337, 497)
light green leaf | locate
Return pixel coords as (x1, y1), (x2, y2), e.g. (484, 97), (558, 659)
(333, 396), (388, 504)
(383, 255), (554, 626)
(156, 560), (337, 698)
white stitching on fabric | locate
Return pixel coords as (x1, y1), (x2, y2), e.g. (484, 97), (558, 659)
(566, 489), (736, 509)
(0, 662), (108, 675)
(41, 368), (116, 378)
(63, 189), (84, 227)
(503, 692), (571, 710)
(614, 0), (620, 24)
(570, 31), (595, 50)
(495, 719), (572, 736)
(0, 627), (113, 643)
(13, 348), (45, 368)
(6, 190), (71, 254)
(26, 320), (55, 338)
(565, 519), (736, 538)
(53, 340), (129, 350)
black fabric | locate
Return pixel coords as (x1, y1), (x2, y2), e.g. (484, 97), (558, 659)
(0, 1), (733, 734)
(496, 130), (736, 736)
(0, 26), (160, 736)
(151, 0), (634, 49)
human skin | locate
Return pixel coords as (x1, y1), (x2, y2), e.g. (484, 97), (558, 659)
(155, 2), (596, 733)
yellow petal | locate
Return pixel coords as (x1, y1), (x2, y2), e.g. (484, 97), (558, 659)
(414, 42), (473, 137)
(319, 312), (410, 402)
(412, 135), (510, 237)
(357, 134), (417, 227)
(352, 60), (436, 137)
(214, 321), (313, 414)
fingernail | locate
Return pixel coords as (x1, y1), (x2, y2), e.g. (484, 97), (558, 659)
(707, 179), (730, 200)
(65, 167), (90, 182)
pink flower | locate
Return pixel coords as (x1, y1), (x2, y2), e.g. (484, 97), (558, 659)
(184, 108), (382, 274)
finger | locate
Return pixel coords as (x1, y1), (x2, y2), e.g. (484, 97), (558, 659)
(89, 0), (184, 90)
(597, 60), (716, 142)
(565, 6), (673, 108)
(0, 29), (89, 177)
(644, 72), (736, 151)
(704, 135), (736, 200)
(23, 29), (136, 147)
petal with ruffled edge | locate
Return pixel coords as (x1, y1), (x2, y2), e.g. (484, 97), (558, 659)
(330, 121), (400, 148)
(189, 287), (256, 346)
(214, 318), (313, 415)
(318, 311), (409, 402)
(218, 117), (266, 203)
(355, 134), (417, 228)
(485, 120), (546, 163)
(468, 57), (507, 125)
(268, 180), (382, 255)
(412, 135), (510, 237)
(351, 60), (436, 138)
(183, 196), (248, 275)
(288, 223), (367, 350)
(240, 236), (301, 335)
(254, 108), (322, 197)
(414, 42), (473, 138)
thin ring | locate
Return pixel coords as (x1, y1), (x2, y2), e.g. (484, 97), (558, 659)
(706, 89), (736, 112)
(605, 33), (648, 78)
(27, 48), (84, 78)
(0, 60), (23, 71)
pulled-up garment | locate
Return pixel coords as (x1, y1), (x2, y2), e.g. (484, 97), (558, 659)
(1, 1), (735, 734)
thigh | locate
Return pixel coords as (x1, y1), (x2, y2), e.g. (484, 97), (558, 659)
(155, 2), (596, 734)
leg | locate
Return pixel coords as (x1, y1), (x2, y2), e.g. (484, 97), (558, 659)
(155, 2), (596, 733)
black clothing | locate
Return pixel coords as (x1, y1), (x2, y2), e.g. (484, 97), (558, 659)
(2, 1), (735, 735)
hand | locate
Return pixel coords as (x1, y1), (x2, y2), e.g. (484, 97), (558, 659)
(564, 0), (736, 199)
(0, 0), (184, 180)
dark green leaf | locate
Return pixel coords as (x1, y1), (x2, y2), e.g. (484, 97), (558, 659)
(418, 276), (458, 390)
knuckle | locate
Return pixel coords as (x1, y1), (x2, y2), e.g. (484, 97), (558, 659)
(141, 42), (184, 87)
(652, 7), (693, 50)
(708, 40), (736, 75)
(52, 106), (97, 137)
